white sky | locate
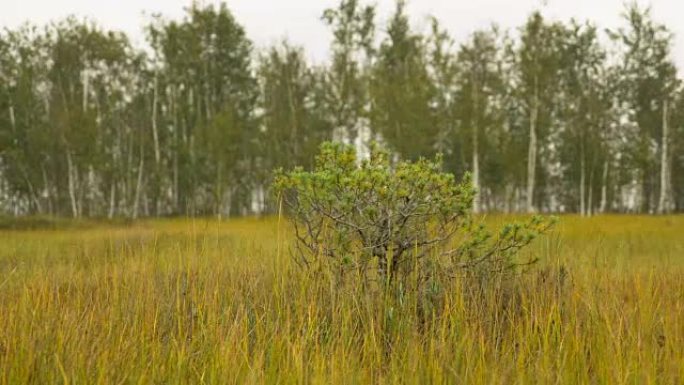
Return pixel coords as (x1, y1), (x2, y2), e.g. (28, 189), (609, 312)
(2, 0), (683, 69)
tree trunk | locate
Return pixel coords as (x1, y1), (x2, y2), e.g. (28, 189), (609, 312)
(66, 151), (78, 218)
(504, 183), (513, 214)
(600, 159), (609, 213)
(287, 76), (299, 162)
(82, 70), (89, 112)
(108, 183), (116, 219)
(152, 73), (161, 165)
(124, 126), (133, 216)
(580, 143), (586, 216)
(9, 104), (16, 131)
(171, 86), (180, 214)
(472, 82), (481, 214)
(216, 163), (223, 220)
(588, 165), (595, 217)
(526, 80), (538, 213)
(225, 188), (233, 219)
(42, 165), (53, 215)
(472, 142), (481, 213)
(132, 154), (144, 219)
(20, 167), (42, 214)
(151, 74), (162, 216)
(657, 100), (670, 214)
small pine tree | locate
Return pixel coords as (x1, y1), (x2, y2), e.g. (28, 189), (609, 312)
(274, 142), (556, 289)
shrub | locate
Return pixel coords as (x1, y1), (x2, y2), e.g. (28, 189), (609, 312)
(274, 142), (555, 289)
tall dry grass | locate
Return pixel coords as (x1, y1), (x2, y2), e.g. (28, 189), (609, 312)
(0, 216), (682, 384)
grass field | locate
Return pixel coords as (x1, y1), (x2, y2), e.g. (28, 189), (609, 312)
(0, 215), (683, 384)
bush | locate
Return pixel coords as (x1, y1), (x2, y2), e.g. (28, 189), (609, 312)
(274, 142), (555, 289)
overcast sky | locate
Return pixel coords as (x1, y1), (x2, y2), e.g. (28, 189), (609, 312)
(2, 0), (683, 69)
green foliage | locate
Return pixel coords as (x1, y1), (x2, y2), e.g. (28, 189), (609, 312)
(274, 142), (556, 287)
(147, 2), (258, 215)
(258, 42), (333, 171)
(609, 4), (680, 212)
(321, 0), (376, 143)
(370, 2), (438, 160)
(1, 1), (683, 217)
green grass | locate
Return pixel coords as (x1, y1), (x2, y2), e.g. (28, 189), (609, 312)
(0, 215), (683, 384)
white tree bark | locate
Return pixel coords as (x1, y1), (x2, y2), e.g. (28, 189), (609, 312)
(132, 155), (144, 219)
(66, 151), (79, 218)
(588, 169), (594, 217)
(472, 134), (481, 213)
(82, 70), (89, 111)
(170, 85), (180, 212)
(42, 165), (52, 215)
(599, 159), (609, 213)
(20, 167), (42, 214)
(657, 100), (670, 214)
(152, 73), (161, 165)
(472, 82), (481, 214)
(526, 80), (538, 213)
(580, 144), (586, 216)
(108, 183), (116, 219)
(216, 163), (223, 220)
(8, 104), (16, 131)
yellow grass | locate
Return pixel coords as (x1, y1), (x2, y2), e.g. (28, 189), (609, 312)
(0, 215), (683, 384)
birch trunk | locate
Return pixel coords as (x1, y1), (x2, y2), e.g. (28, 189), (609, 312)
(108, 183), (116, 219)
(9, 104), (16, 131)
(588, 167), (594, 217)
(526, 79), (538, 213)
(132, 153), (144, 219)
(225, 188), (233, 219)
(216, 163), (223, 220)
(171, 85), (180, 213)
(82, 70), (89, 111)
(42, 165), (53, 215)
(580, 143), (586, 216)
(287, 76), (299, 160)
(657, 101), (670, 214)
(472, 81), (481, 214)
(472, 136), (481, 213)
(152, 73), (161, 165)
(20, 167), (42, 214)
(600, 159), (609, 213)
(504, 183), (513, 214)
(66, 151), (78, 218)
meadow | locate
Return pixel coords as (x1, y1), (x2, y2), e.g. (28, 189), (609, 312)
(0, 215), (682, 384)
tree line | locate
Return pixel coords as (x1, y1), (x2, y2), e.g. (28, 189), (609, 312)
(1, 0), (682, 218)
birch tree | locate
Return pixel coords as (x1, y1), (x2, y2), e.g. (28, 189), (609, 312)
(557, 21), (610, 215)
(258, 42), (333, 172)
(610, 4), (679, 213)
(454, 27), (505, 213)
(146, 3), (257, 215)
(516, 12), (564, 212)
(322, 0), (376, 146)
